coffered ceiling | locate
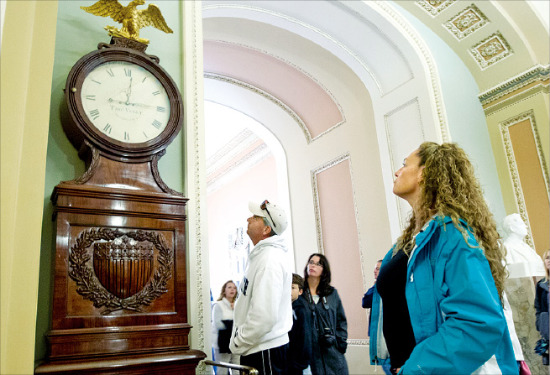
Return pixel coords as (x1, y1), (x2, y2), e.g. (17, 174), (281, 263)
(395, 0), (549, 91)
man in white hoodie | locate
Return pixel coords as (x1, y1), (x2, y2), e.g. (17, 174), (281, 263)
(229, 200), (292, 375)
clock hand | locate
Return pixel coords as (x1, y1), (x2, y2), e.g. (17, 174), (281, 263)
(109, 98), (135, 106)
(125, 77), (133, 104)
(109, 98), (126, 105)
(109, 98), (155, 109)
(127, 102), (155, 109)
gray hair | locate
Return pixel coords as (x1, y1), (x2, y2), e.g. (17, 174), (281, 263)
(262, 217), (276, 237)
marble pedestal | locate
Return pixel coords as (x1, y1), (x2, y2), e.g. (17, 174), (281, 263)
(505, 277), (546, 374)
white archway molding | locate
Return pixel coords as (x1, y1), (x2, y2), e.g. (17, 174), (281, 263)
(204, 72), (312, 143)
(202, 0), (450, 239)
(202, 0), (449, 134)
(204, 78), (297, 257)
(203, 1), (412, 95)
(204, 41), (346, 143)
(203, 68), (394, 265)
(203, 72), (396, 364)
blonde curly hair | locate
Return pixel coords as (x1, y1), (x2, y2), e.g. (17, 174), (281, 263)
(396, 142), (506, 299)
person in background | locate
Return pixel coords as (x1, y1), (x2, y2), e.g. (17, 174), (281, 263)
(212, 280), (239, 374)
(369, 142), (516, 374)
(535, 250), (549, 365)
(288, 273), (312, 375)
(303, 253), (348, 375)
(229, 200), (292, 375)
(361, 260), (382, 311)
(361, 260), (390, 375)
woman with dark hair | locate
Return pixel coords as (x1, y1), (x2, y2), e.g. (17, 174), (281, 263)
(303, 253), (348, 375)
(369, 142), (516, 374)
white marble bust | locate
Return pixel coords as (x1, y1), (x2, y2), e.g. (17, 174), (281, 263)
(503, 213), (545, 278)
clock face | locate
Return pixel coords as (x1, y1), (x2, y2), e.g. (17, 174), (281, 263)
(80, 61), (171, 144)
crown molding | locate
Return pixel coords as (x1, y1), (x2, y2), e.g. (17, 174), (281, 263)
(479, 64), (550, 106)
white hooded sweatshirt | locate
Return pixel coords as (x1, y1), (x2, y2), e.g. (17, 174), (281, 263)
(229, 235), (292, 356)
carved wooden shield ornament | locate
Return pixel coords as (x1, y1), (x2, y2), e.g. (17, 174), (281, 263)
(69, 227), (173, 314)
(93, 237), (154, 299)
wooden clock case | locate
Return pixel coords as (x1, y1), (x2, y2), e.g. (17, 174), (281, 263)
(35, 38), (205, 374)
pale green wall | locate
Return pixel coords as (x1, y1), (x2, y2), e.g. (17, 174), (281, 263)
(35, 0), (185, 362)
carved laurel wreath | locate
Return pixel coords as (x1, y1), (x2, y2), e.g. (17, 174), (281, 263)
(68, 227), (173, 315)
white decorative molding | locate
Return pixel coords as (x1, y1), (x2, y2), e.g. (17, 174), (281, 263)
(203, 2), (450, 142)
(311, 153), (351, 254)
(203, 3), (387, 94)
(483, 89), (550, 117)
(415, 0), (457, 17)
(348, 338), (370, 346)
(206, 129), (257, 171)
(344, 155), (369, 297)
(444, 4), (489, 40)
(205, 73), (314, 142)
(469, 31), (513, 70)
(207, 141), (271, 194)
(479, 64), (550, 106)
(331, 1), (415, 94)
(384, 97), (426, 170)
(205, 39), (346, 142)
(384, 98), (425, 230)
(188, 0), (206, 357)
(500, 110), (549, 249)
(374, 1), (450, 142)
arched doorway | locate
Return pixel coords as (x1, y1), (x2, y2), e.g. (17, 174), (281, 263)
(205, 100), (294, 298)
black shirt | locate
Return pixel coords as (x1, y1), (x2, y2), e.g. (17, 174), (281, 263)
(288, 295), (312, 373)
(376, 249), (416, 369)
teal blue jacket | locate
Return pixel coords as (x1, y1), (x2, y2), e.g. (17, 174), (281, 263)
(369, 216), (516, 374)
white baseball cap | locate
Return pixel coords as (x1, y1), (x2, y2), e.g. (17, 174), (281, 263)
(248, 200), (288, 235)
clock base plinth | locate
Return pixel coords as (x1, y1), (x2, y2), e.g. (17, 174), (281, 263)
(43, 176), (201, 375)
(35, 349), (206, 374)
(46, 324), (193, 360)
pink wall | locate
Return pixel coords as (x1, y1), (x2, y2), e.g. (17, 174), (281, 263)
(204, 41), (343, 139)
(315, 159), (369, 340)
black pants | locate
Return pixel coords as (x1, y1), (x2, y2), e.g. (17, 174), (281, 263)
(240, 343), (288, 375)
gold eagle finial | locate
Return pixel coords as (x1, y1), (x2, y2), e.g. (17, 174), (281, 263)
(81, 0), (173, 44)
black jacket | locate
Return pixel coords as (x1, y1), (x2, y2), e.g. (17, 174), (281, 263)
(288, 295), (312, 374)
(305, 287), (349, 375)
(535, 278), (549, 340)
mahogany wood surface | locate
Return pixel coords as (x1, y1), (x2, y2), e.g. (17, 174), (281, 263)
(36, 154), (204, 372)
(35, 349), (206, 374)
(36, 36), (204, 374)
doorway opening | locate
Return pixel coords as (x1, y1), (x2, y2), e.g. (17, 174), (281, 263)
(205, 100), (293, 298)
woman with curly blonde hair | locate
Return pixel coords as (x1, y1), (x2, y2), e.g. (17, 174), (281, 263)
(369, 142), (516, 374)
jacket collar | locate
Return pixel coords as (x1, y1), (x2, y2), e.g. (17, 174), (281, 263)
(408, 215), (453, 267)
(415, 215), (449, 247)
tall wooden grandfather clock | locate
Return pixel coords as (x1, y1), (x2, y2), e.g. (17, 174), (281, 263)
(35, 2), (205, 374)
